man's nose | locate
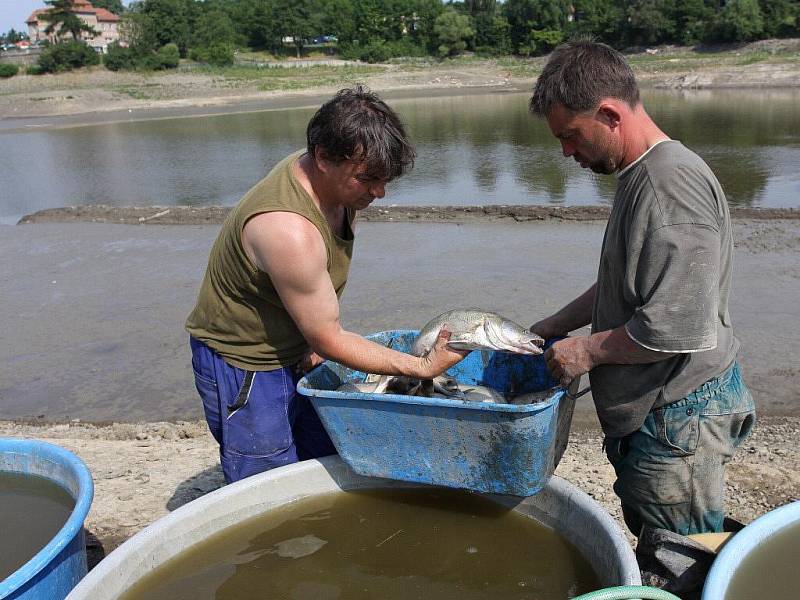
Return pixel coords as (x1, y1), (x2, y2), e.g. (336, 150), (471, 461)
(370, 181), (386, 199)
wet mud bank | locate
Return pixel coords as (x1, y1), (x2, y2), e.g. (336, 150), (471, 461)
(17, 204), (800, 225)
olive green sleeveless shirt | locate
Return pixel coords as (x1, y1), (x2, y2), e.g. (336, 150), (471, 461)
(186, 150), (355, 370)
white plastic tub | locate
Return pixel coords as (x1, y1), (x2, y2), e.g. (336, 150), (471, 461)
(67, 456), (640, 599)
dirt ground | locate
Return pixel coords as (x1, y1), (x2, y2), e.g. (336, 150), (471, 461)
(2, 416), (797, 568)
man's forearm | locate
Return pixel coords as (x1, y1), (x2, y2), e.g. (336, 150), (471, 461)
(316, 331), (419, 376)
(537, 283), (596, 338)
(587, 325), (676, 366)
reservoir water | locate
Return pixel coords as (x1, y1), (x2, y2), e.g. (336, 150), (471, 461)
(0, 471), (75, 581)
(119, 487), (599, 600)
(1, 88), (799, 223)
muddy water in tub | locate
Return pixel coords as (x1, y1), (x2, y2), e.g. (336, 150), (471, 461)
(0, 471), (75, 580)
(121, 488), (599, 600)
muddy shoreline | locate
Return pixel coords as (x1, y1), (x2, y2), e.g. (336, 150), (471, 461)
(18, 204), (800, 225)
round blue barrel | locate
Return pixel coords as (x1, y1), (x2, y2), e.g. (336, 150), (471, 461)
(0, 439), (94, 600)
(702, 500), (800, 599)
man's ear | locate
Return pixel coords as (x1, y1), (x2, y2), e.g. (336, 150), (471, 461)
(313, 146), (332, 173)
(596, 102), (622, 131)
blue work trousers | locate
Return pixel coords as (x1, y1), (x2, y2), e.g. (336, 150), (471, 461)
(190, 337), (336, 483)
(604, 362), (756, 536)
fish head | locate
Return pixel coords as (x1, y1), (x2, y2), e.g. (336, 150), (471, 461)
(484, 318), (544, 355)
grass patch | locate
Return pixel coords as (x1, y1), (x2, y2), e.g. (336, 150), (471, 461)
(185, 63), (386, 90)
(495, 57), (545, 78)
(112, 85), (155, 100)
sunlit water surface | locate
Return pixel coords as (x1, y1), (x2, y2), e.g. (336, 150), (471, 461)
(1, 89), (799, 223)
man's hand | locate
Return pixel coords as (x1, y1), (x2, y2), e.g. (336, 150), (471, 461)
(416, 327), (470, 379)
(296, 350), (325, 374)
(530, 317), (560, 342)
(545, 336), (595, 387)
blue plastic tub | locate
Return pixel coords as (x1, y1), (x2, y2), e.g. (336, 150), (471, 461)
(0, 439), (94, 600)
(297, 330), (576, 496)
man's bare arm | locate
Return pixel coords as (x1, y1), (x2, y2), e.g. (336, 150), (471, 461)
(530, 283), (596, 339)
(243, 212), (466, 378)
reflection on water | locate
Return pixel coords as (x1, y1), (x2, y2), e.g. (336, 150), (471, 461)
(1, 89), (799, 221)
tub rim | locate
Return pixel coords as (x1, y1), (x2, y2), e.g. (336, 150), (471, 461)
(702, 500), (800, 599)
(0, 438), (94, 597)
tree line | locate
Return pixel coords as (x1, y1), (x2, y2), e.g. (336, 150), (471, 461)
(117, 0), (800, 62)
(3, 0), (798, 74)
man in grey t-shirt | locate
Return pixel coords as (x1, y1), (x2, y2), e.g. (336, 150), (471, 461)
(528, 40), (755, 537)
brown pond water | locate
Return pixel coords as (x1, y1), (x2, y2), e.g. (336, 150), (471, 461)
(120, 487), (599, 600)
(724, 520), (800, 600)
(0, 471), (75, 580)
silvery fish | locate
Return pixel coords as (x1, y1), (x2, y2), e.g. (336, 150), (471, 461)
(411, 309), (544, 356)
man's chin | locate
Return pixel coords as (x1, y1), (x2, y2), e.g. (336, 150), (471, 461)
(589, 162), (615, 175)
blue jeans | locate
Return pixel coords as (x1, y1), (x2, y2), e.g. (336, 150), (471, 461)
(190, 337), (336, 483)
(604, 362), (755, 536)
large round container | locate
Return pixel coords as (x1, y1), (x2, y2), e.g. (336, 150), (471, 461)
(66, 456), (640, 599)
(703, 500), (800, 600)
(0, 438), (94, 600)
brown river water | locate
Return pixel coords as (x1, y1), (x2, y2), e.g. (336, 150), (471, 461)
(119, 487), (599, 600)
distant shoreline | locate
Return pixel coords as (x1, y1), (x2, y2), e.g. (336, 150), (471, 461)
(17, 204), (800, 226)
(1, 39), (799, 127)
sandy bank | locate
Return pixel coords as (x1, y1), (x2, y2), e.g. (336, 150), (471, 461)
(2, 416), (797, 569)
(1, 39), (799, 125)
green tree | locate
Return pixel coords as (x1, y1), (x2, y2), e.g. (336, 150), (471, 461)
(3, 28), (26, 44)
(139, 0), (192, 57)
(190, 8), (236, 66)
(319, 0), (357, 46)
(434, 8), (475, 56)
(668, 0), (713, 45)
(239, 0), (282, 52)
(716, 0), (765, 42)
(625, 0), (676, 45)
(119, 10), (159, 56)
(272, 0), (321, 57)
(92, 0), (125, 14)
(37, 40), (100, 72)
(474, 14), (512, 53)
(0, 64), (19, 78)
(404, 0), (445, 51)
(569, 0), (625, 45)
(504, 0), (572, 54)
(40, 0), (99, 42)
(192, 8), (236, 48)
(758, 0), (798, 38)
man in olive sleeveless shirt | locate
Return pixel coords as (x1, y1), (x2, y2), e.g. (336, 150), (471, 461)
(186, 87), (466, 483)
(528, 42), (755, 536)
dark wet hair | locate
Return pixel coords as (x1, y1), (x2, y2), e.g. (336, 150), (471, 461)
(530, 39), (640, 117)
(306, 85), (415, 181)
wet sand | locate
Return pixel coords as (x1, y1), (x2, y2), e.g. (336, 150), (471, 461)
(2, 215), (799, 425)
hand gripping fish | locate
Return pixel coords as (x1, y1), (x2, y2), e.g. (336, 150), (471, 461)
(411, 309), (544, 357)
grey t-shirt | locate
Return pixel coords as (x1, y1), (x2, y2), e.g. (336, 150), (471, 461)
(591, 140), (739, 437)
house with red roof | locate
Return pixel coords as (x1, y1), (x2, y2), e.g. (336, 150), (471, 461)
(26, 1), (121, 53)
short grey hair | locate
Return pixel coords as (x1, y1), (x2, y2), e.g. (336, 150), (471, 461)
(307, 85), (415, 181)
(530, 39), (640, 117)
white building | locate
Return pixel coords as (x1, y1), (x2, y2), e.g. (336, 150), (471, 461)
(27, 1), (120, 53)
